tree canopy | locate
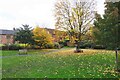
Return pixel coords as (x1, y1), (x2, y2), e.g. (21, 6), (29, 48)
(32, 26), (53, 48)
(54, 0), (96, 51)
(14, 24), (34, 45)
(93, 1), (120, 49)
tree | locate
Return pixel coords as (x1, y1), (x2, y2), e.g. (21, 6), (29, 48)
(54, 0), (96, 52)
(82, 25), (96, 47)
(93, 1), (120, 72)
(32, 26), (53, 48)
(55, 30), (68, 42)
(14, 24), (34, 48)
(93, 1), (120, 49)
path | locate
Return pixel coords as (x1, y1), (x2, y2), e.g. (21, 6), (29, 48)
(1, 48), (75, 58)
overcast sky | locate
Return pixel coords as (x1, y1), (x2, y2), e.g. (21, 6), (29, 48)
(0, 0), (105, 30)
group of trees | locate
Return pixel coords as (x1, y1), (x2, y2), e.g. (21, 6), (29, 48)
(55, 0), (120, 50)
(93, 1), (120, 49)
(14, 0), (120, 50)
(14, 25), (54, 49)
(54, 0), (96, 52)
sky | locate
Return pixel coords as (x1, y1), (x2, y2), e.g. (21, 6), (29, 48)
(0, 0), (105, 30)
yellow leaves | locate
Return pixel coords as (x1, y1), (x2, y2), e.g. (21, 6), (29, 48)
(54, 30), (68, 42)
(72, 7), (83, 17)
(32, 26), (54, 46)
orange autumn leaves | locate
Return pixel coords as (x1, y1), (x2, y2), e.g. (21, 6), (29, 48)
(32, 26), (54, 47)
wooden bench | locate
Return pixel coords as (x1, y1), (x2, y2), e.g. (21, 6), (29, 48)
(18, 49), (28, 55)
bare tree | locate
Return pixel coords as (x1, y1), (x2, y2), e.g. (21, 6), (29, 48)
(54, 0), (96, 52)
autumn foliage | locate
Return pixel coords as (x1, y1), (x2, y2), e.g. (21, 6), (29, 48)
(32, 26), (54, 48)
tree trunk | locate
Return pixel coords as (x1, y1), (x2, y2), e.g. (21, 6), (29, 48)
(74, 32), (83, 53)
(115, 48), (118, 71)
(115, 48), (120, 72)
(74, 23), (83, 53)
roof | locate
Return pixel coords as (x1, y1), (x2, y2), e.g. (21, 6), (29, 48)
(45, 28), (66, 34)
(45, 28), (55, 35)
(0, 28), (65, 35)
(0, 29), (15, 35)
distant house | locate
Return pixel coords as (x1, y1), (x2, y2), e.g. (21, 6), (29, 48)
(0, 29), (15, 44)
(0, 28), (68, 44)
(45, 28), (67, 42)
(45, 28), (58, 42)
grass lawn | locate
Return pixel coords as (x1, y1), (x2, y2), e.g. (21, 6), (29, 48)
(118, 51), (120, 70)
(1, 49), (57, 57)
(1, 48), (120, 78)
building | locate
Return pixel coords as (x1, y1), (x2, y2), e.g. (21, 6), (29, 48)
(0, 28), (68, 44)
(0, 29), (15, 44)
(44, 28), (68, 42)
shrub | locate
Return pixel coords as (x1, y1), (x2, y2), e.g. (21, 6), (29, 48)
(30, 45), (41, 49)
(9, 44), (24, 50)
(67, 42), (75, 47)
(0, 44), (24, 50)
(78, 41), (94, 49)
(82, 43), (93, 49)
(0, 45), (8, 50)
(44, 43), (54, 49)
(54, 42), (60, 49)
(60, 44), (64, 48)
(0, 44), (4, 47)
(80, 45), (86, 49)
(93, 45), (106, 49)
(59, 40), (69, 46)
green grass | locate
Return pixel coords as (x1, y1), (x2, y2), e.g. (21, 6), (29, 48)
(1, 49), (57, 57)
(2, 49), (120, 78)
(118, 51), (120, 70)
